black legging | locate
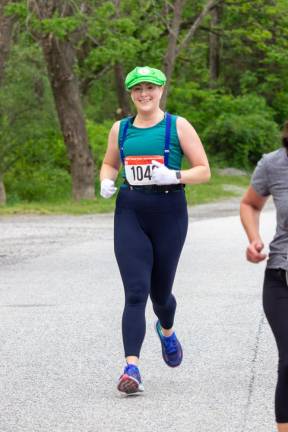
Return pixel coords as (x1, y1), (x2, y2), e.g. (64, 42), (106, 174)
(114, 187), (188, 357)
(263, 268), (288, 423)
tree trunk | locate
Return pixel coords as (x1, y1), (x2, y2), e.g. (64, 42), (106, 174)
(114, 62), (131, 118)
(161, 0), (185, 109)
(41, 35), (95, 200)
(113, 0), (130, 118)
(209, 4), (221, 87)
(29, 0), (95, 200)
(0, 0), (14, 84)
(0, 176), (6, 205)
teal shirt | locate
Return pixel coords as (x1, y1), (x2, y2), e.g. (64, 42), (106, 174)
(118, 114), (183, 180)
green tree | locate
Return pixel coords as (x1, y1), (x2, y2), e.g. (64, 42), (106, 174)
(219, 0), (288, 120)
(0, 0), (15, 203)
(27, 0), (96, 200)
(0, 39), (60, 202)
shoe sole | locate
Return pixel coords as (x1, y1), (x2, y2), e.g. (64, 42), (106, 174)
(117, 374), (144, 394)
(155, 321), (183, 368)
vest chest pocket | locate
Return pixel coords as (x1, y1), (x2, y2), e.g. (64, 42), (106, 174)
(125, 155), (164, 185)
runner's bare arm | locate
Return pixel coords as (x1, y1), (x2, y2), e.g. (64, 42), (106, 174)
(100, 121), (121, 181)
(176, 117), (211, 184)
(240, 185), (269, 263)
(240, 185), (269, 243)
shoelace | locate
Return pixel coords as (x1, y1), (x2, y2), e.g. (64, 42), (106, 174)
(163, 334), (178, 354)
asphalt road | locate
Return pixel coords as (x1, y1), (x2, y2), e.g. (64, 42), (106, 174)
(0, 199), (278, 432)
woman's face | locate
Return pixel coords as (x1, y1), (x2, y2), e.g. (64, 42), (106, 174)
(130, 83), (163, 112)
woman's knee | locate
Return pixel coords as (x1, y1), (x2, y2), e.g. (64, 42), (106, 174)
(125, 283), (149, 305)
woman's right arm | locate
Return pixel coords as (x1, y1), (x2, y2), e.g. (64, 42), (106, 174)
(240, 186), (269, 263)
(100, 121), (121, 181)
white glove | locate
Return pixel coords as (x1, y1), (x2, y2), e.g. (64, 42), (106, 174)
(151, 160), (180, 185)
(100, 179), (117, 199)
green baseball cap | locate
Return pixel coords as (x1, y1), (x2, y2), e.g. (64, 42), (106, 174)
(125, 66), (166, 90)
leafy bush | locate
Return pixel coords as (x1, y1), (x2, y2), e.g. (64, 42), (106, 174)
(87, 119), (113, 168)
(168, 83), (280, 167)
(4, 119), (113, 203)
(202, 113), (280, 168)
(6, 166), (71, 202)
(86, 119), (113, 191)
(4, 131), (71, 203)
(271, 92), (288, 125)
(168, 83), (239, 131)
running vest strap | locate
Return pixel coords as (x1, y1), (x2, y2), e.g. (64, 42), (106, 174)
(119, 112), (172, 167)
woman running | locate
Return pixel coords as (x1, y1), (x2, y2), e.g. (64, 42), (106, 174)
(240, 122), (288, 432)
(100, 66), (210, 394)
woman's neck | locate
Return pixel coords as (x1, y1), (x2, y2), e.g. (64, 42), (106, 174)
(134, 109), (165, 127)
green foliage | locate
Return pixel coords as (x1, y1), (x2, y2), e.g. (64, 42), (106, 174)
(0, 37), (59, 175)
(33, 15), (84, 39)
(169, 84), (280, 167)
(169, 83), (274, 127)
(4, 119), (112, 203)
(82, 0), (162, 72)
(220, 0), (288, 101)
(271, 92), (288, 125)
(2, 0), (288, 207)
(6, 1), (86, 39)
(4, 132), (70, 202)
(86, 119), (112, 170)
(84, 73), (119, 122)
(4, 2), (27, 20)
(168, 83), (231, 131)
(0, 36), (69, 202)
(6, 167), (71, 203)
(203, 113), (280, 168)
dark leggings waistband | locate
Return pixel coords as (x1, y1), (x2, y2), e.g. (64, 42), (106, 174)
(123, 180), (184, 193)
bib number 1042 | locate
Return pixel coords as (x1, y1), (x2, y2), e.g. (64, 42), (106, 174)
(124, 155), (164, 186)
(130, 165), (153, 182)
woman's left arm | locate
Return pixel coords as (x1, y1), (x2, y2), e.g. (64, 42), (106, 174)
(176, 117), (211, 184)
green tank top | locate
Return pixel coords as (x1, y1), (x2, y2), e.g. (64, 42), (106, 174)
(118, 114), (183, 179)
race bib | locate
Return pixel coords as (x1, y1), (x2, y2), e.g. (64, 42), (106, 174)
(125, 155), (164, 185)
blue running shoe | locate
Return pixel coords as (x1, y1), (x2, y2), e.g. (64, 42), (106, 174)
(155, 320), (183, 367)
(117, 364), (144, 394)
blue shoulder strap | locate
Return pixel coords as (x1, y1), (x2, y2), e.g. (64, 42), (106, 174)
(164, 112), (172, 166)
(119, 117), (132, 165)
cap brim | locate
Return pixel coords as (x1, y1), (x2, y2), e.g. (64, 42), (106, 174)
(126, 77), (166, 90)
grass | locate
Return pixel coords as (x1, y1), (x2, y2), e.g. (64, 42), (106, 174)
(0, 197), (115, 215)
(0, 169), (250, 215)
(185, 170), (249, 205)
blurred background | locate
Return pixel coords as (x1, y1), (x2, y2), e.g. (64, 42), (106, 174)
(0, 0), (287, 213)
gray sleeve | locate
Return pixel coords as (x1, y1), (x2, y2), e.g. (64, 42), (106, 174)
(251, 156), (270, 196)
